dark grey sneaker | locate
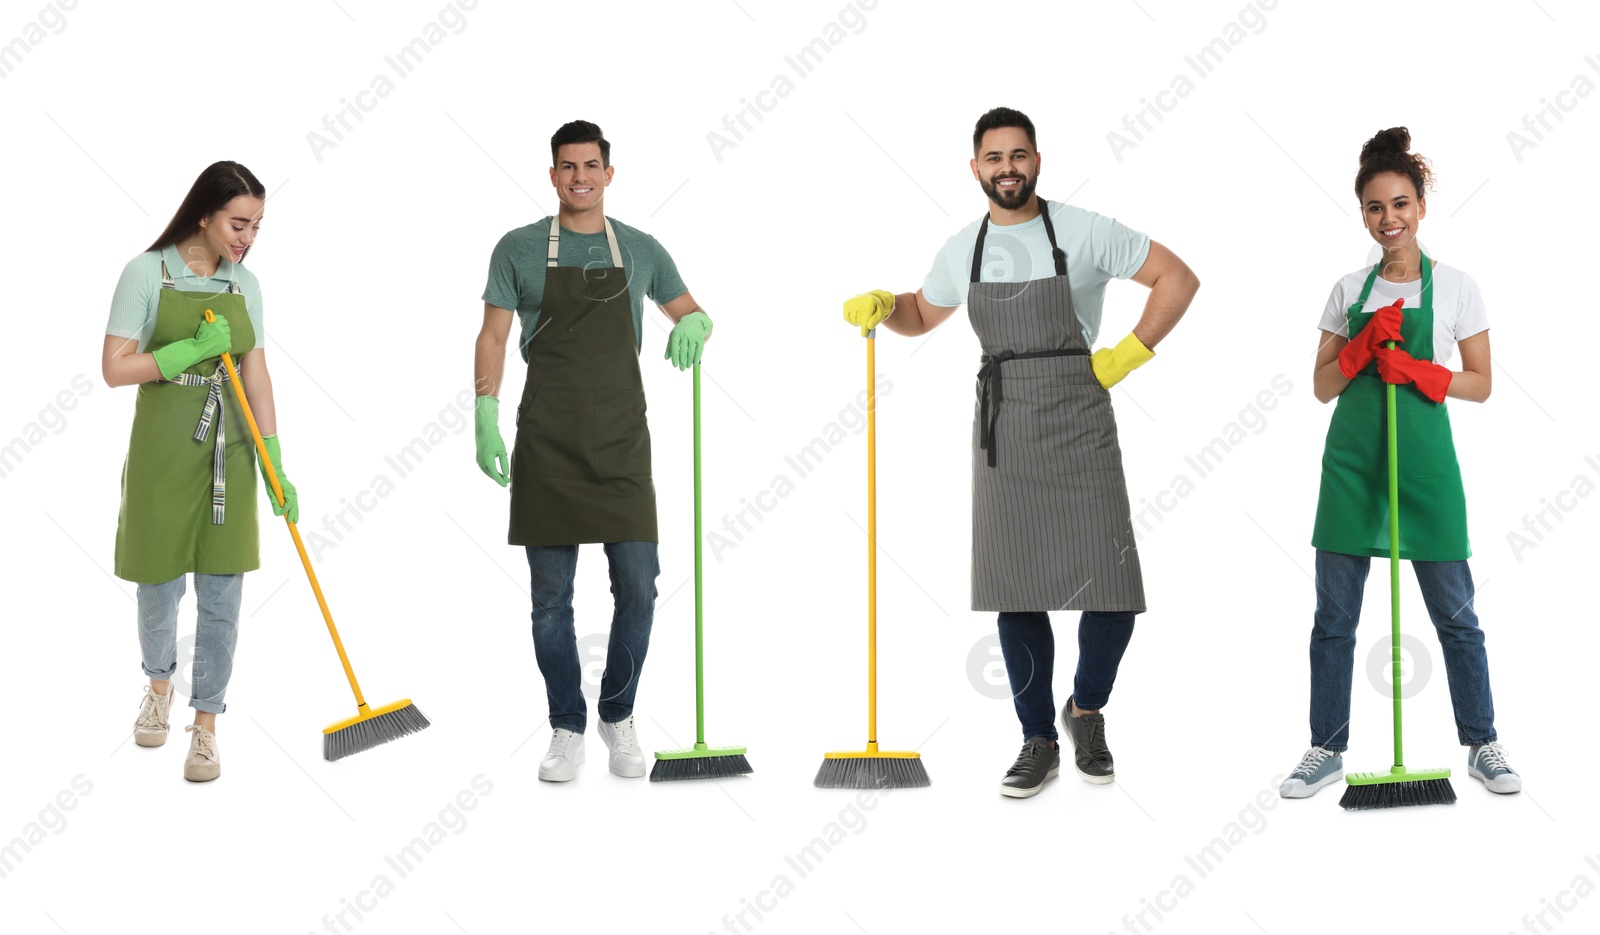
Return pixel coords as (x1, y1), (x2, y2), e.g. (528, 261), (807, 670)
(1467, 742), (1522, 794)
(1061, 696), (1114, 784)
(999, 736), (1060, 798)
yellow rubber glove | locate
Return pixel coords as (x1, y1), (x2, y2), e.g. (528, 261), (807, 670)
(842, 290), (896, 337)
(1090, 332), (1154, 389)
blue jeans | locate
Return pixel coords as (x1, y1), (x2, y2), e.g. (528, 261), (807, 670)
(1309, 549), (1496, 752)
(137, 574), (242, 714)
(526, 542), (659, 734)
(998, 611), (1138, 742)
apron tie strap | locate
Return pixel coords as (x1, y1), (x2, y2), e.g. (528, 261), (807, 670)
(165, 360), (234, 524)
(976, 348), (1088, 468)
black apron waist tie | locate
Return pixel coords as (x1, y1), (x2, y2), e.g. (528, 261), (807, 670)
(977, 348), (1089, 468)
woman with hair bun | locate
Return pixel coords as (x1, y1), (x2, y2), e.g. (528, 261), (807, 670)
(1278, 127), (1521, 799)
(102, 161), (297, 782)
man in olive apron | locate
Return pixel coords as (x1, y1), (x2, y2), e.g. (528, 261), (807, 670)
(473, 120), (714, 783)
(842, 108), (1199, 798)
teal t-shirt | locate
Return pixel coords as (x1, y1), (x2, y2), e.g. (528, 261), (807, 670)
(481, 216), (688, 362)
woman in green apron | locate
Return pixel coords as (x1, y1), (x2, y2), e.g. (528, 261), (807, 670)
(101, 161), (298, 782)
(1278, 128), (1520, 800)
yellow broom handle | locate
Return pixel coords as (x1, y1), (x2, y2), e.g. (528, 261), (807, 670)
(205, 310), (369, 710)
(866, 330), (878, 752)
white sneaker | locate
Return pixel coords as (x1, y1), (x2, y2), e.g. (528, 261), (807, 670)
(539, 728), (585, 782)
(597, 715), (646, 778)
(134, 686), (175, 747)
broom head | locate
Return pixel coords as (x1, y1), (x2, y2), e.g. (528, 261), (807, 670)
(323, 698), (430, 761)
(650, 742), (752, 782)
(814, 747), (929, 789)
(1339, 766), (1455, 810)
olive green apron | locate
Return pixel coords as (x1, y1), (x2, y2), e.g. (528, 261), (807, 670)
(114, 260), (260, 583)
(1311, 255), (1470, 561)
(509, 217), (657, 546)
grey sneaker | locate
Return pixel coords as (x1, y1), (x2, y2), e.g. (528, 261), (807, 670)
(1061, 696), (1114, 784)
(1279, 746), (1344, 798)
(134, 686), (175, 747)
(1468, 742), (1522, 794)
(1000, 736), (1060, 798)
(183, 725), (221, 782)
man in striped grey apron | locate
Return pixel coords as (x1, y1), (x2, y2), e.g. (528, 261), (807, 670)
(843, 107), (1199, 798)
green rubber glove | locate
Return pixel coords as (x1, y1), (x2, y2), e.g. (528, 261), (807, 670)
(474, 395), (509, 486)
(665, 310), (713, 370)
(152, 315), (232, 380)
(257, 434), (299, 524)
(842, 290), (895, 337)
(1090, 331), (1155, 389)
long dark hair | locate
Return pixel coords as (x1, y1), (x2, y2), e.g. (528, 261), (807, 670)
(1354, 127), (1434, 201)
(146, 161), (266, 260)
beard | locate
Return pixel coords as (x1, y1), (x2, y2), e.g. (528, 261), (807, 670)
(981, 170), (1037, 210)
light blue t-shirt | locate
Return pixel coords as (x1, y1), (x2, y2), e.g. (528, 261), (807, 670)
(106, 243), (265, 352)
(922, 200), (1150, 346)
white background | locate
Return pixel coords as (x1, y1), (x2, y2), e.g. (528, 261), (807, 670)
(2, 1), (1596, 933)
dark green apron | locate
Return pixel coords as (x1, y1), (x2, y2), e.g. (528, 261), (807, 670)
(509, 217), (657, 546)
(1311, 255), (1470, 561)
(115, 259), (260, 583)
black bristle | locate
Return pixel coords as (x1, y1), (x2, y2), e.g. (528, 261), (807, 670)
(323, 704), (431, 761)
(1339, 778), (1455, 810)
(649, 754), (754, 782)
(813, 757), (930, 790)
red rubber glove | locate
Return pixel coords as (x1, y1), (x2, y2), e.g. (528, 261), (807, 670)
(1337, 298), (1405, 378)
(1375, 346), (1452, 403)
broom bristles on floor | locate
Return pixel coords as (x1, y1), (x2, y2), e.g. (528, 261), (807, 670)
(1339, 777), (1455, 810)
(324, 703), (430, 761)
(814, 757), (930, 789)
(650, 754), (753, 782)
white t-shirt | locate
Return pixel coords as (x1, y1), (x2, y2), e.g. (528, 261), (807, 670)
(1317, 262), (1489, 367)
(922, 200), (1150, 347)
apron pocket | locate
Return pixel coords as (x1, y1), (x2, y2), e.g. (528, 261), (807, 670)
(515, 388), (585, 477)
(1042, 384), (1122, 474)
(569, 294), (631, 362)
(593, 388), (650, 477)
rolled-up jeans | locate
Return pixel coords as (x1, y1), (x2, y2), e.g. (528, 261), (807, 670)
(137, 573), (243, 714)
(526, 542), (659, 734)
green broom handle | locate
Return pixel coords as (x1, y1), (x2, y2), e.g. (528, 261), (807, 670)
(694, 363), (706, 748)
(1386, 342), (1404, 772)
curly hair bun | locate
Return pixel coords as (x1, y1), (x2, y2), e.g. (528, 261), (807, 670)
(1359, 127), (1412, 164)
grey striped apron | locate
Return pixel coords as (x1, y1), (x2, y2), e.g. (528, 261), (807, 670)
(967, 199), (1146, 612)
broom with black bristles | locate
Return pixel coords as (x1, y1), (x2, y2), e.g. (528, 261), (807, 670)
(1339, 339), (1454, 810)
(652, 363), (751, 781)
(815, 328), (929, 790)
(207, 310), (429, 761)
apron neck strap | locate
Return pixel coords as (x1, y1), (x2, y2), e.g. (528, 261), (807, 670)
(1353, 252), (1433, 311)
(546, 216), (623, 269)
(159, 258), (240, 294)
(969, 197), (1066, 284)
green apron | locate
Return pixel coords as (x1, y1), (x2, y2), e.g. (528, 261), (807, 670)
(508, 216), (657, 546)
(1311, 255), (1470, 561)
(114, 260), (260, 583)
